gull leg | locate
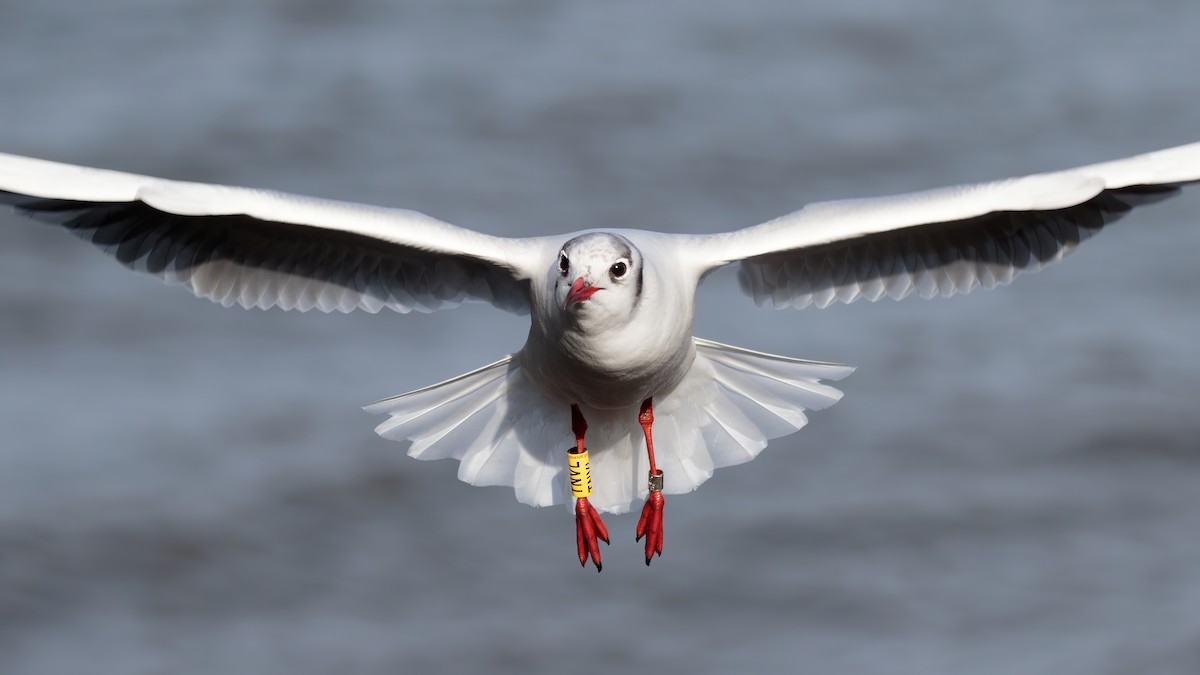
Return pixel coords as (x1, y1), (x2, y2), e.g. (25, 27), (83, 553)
(570, 404), (609, 571)
(634, 397), (665, 565)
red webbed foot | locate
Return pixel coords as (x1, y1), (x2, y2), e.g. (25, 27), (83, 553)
(635, 399), (665, 565)
(567, 406), (608, 571)
(575, 496), (609, 571)
(635, 470), (664, 565)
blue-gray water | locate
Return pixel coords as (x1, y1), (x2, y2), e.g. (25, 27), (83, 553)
(2, 2), (1200, 673)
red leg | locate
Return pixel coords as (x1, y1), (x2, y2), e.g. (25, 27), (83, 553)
(634, 398), (665, 565)
(570, 404), (608, 571)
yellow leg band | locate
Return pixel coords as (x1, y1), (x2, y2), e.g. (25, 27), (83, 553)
(567, 448), (593, 499)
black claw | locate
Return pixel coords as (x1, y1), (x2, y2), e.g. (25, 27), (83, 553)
(596, 562), (603, 573)
(645, 557), (652, 566)
(580, 560), (586, 568)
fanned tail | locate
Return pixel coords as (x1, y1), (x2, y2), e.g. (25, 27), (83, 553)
(364, 339), (853, 514)
(365, 357), (574, 508)
(657, 338), (853, 484)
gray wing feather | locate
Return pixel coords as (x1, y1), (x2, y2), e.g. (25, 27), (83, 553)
(683, 142), (1200, 309)
(2, 193), (532, 315)
(737, 184), (1182, 308)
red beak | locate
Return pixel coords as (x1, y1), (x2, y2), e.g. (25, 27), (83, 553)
(564, 277), (601, 308)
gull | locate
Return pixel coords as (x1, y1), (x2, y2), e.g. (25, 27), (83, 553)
(2, 143), (1199, 570)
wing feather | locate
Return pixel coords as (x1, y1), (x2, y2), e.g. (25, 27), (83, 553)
(0, 152), (549, 315)
(689, 143), (1200, 309)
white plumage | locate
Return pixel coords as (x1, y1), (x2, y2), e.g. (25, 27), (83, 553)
(365, 339), (850, 512)
(2, 143), (1198, 516)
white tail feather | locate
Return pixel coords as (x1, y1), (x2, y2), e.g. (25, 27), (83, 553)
(365, 339), (853, 513)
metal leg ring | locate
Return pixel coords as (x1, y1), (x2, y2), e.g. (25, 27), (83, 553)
(647, 470), (664, 493)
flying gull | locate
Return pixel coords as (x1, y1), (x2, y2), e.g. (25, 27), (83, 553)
(2, 142), (1198, 569)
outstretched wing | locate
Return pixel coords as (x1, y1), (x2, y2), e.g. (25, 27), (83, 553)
(687, 142), (1200, 308)
(0, 152), (546, 314)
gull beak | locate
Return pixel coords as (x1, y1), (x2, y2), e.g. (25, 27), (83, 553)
(564, 276), (602, 309)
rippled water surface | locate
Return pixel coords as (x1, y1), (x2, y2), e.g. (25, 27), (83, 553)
(2, 2), (1200, 673)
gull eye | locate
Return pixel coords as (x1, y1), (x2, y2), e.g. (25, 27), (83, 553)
(609, 260), (628, 279)
(558, 251), (570, 276)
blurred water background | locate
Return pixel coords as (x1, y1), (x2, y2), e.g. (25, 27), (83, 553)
(2, 2), (1200, 673)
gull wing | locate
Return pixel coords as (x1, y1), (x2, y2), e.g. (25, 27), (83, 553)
(0, 152), (548, 314)
(688, 143), (1200, 308)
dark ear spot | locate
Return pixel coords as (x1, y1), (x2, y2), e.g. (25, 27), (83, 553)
(613, 240), (632, 260)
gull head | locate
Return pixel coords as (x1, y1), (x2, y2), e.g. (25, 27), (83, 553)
(554, 232), (642, 320)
